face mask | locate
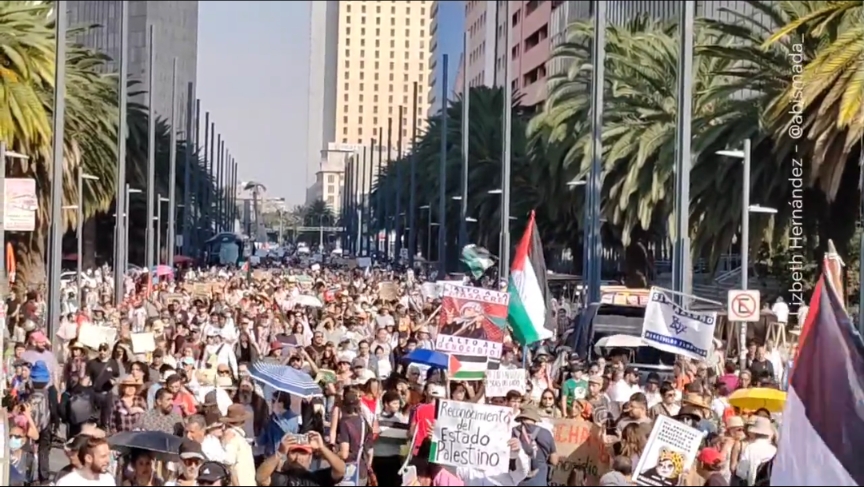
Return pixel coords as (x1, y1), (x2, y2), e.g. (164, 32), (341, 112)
(10, 437), (23, 451)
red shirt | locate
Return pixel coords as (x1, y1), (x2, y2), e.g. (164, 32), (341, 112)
(410, 402), (435, 454)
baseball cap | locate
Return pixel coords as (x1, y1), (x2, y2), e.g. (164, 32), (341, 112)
(352, 358), (366, 369)
(697, 447), (723, 466)
(30, 331), (48, 344)
(179, 440), (206, 461)
(197, 461), (229, 483)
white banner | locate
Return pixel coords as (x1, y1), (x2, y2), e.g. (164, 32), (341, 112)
(484, 369), (526, 397)
(430, 400), (513, 474)
(641, 288), (717, 361)
(435, 334), (503, 359)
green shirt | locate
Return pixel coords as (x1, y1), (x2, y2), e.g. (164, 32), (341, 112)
(563, 378), (588, 406)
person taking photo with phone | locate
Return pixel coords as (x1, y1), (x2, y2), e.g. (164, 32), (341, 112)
(256, 431), (347, 487)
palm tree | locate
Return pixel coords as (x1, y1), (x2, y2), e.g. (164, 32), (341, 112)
(0, 2), (224, 285)
(2, 3), (120, 286)
(762, 0), (863, 200)
(303, 199), (336, 227)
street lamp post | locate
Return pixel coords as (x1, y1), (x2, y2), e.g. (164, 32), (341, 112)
(48, 2), (68, 338)
(717, 139), (780, 369)
(460, 32), (470, 254)
(438, 54), (449, 275)
(157, 195), (169, 264)
(145, 24), (157, 271)
(113, 0), (129, 306)
(167, 57), (178, 266)
(125, 186), (143, 273)
(77, 169), (99, 308)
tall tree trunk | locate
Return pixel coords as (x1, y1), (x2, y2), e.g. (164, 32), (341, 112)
(10, 219), (48, 293)
(83, 215), (97, 269)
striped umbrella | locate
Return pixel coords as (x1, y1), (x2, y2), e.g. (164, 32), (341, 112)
(249, 361), (322, 398)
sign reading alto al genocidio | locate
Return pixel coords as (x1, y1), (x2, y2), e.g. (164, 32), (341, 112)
(442, 283), (511, 304)
(435, 335), (503, 359)
(430, 400), (513, 475)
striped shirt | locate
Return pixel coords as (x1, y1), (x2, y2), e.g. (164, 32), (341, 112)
(374, 411), (409, 458)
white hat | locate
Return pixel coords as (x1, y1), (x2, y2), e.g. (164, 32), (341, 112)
(750, 417), (774, 437)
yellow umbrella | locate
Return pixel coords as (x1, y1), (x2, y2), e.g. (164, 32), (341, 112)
(728, 387), (787, 413)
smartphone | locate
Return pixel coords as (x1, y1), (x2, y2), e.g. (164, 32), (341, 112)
(290, 433), (310, 445)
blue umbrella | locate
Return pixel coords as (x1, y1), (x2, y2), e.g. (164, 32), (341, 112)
(402, 348), (452, 370)
(249, 361), (323, 398)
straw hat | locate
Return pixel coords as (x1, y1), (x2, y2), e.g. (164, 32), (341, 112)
(749, 417), (774, 437)
(220, 404), (251, 425)
(682, 393), (711, 410)
(726, 415), (745, 429)
(118, 377), (145, 391)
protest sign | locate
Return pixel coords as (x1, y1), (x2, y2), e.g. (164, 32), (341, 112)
(160, 293), (183, 304)
(379, 281), (399, 301)
(484, 369), (527, 397)
(191, 283), (211, 299)
(641, 288), (717, 360)
(77, 323), (117, 350)
(633, 415), (703, 486)
(434, 335), (500, 380)
(430, 400), (513, 475)
(131, 332), (156, 354)
(547, 419), (611, 486)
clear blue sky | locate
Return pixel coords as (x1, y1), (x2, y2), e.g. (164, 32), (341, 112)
(198, 1), (464, 206)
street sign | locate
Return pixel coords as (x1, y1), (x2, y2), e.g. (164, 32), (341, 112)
(727, 290), (761, 322)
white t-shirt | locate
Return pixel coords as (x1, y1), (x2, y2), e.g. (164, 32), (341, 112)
(55, 469), (116, 486)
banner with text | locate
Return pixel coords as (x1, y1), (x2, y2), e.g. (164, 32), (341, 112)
(437, 284), (510, 380)
(484, 369), (527, 397)
(546, 418), (611, 486)
(429, 399), (513, 475)
(641, 288), (717, 360)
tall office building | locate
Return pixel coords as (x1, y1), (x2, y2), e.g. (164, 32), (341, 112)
(460, 1), (552, 107)
(427, 1), (466, 116)
(306, 1), (434, 205)
(549, 1), (776, 76)
(67, 1), (199, 133)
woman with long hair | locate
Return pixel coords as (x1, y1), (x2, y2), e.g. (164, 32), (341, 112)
(616, 423), (648, 468)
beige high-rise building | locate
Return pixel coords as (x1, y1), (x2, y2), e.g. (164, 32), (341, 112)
(307, 1), (435, 206)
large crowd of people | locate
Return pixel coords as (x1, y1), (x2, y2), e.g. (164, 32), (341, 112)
(0, 251), (793, 486)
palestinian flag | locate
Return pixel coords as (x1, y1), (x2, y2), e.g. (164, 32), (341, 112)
(771, 253), (864, 485)
(461, 244), (496, 280)
(508, 211), (554, 345)
(447, 353), (499, 381)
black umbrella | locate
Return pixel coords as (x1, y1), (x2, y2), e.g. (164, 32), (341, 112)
(108, 430), (184, 460)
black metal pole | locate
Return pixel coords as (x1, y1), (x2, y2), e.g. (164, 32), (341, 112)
(182, 82), (193, 256)
(203, 114), (210, 240)
(385, 118), (393, 260)
(342, 158), (350, 250)
(395, 106), (404, 262)
(408, 82), (418, 269)
(360, 144), (368, 256)
(346, 158), (354, 252)
(192, 99), (200, 254)
(208, 122), (215, 236)
(367, 141), (375, 254)
(352, 152), (360, 255)
(376, 128), (383, 256)
(438, 54), (449, 275)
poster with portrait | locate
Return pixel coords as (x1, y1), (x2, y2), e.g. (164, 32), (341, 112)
(438, 284), (509, 342)
(633, 415), (704, 486)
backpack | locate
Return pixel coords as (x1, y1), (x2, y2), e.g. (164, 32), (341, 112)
(67, 392), (93, 425)
(29, 389), (50, 432)
(519, 425), (543, 479)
